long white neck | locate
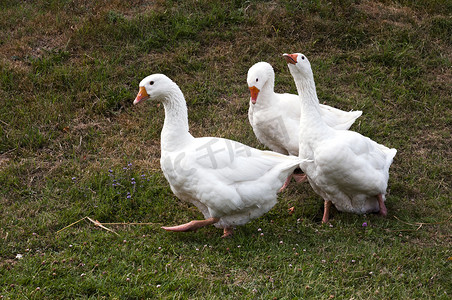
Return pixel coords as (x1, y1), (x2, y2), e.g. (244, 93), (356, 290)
(160, 86), (193, 152)
(293, 71), (322, 120)
(290, 69), (331, 141)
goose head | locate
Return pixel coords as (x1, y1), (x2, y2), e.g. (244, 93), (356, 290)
(133, 74), (177, 105)
(247, 62), (275, 105)
(282, 53), (313, 79)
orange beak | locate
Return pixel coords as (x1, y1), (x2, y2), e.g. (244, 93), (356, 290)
(133, 86), (149, 105)
(283, 53), (298, 65)
(249, 86), (260, 104)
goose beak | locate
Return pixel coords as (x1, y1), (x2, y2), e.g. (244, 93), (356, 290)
(133, 86), (149, 105)
(283, 53), (298, 65)
(249, 86), (260, 104)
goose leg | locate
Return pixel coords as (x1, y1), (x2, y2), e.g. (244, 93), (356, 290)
(292, 173), (307, 183)
(222, 227), (234, 238)
(279, 170), (308, 192)
(322, 200), (332, 223)
(279, 174), (293, 192)
(377, 194), (387, 216)
(162, 217), (220, 232)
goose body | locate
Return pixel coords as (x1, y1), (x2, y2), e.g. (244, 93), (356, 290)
(133, 74), (305, 236)
(283, 53), (396, 221)
(247, 62), (362, 156)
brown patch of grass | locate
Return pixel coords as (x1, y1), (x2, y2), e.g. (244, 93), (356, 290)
(356, 0), (422, 28)
(0, 0), (163, 68)
(0, 11), (71, 68)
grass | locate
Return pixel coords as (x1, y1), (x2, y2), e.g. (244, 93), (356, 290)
(0, 0), (451, 298)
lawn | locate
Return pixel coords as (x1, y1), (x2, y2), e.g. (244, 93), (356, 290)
(0, 0), (451, 299)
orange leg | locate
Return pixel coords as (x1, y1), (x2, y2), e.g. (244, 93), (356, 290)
(279, 173), (307, 192)
(161, 217), (220, 232)
(377, 194), (387, 216)
(222, 227), (234, 238)
(322, 200), (332, 223)
(292, 173), (307, 183)
(279, 174), (293, 192)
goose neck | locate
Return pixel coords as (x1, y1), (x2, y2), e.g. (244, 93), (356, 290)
(292, 73), (331, 141)
(295, 75), (321, 115)
(161, 88), (192, 150)
(255, 87), (275, 108)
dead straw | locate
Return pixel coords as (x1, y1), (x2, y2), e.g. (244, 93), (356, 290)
(393, 215), (451, 231)
(56, 217), (162, 235)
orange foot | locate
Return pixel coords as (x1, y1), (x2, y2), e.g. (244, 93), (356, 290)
(221, 227), (234, 238)
(161, 217), (219, 232)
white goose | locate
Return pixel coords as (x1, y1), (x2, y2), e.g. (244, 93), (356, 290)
(133, 74), (306, 237)
(283, 53), (397, 223)
(247, 61), (362, 156)
(247, 62), (362, 190)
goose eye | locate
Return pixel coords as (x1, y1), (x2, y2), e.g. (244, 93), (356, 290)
(150, 81), (154, 85)
(256, 78), (258, 82)
(301, 56), (305, 60)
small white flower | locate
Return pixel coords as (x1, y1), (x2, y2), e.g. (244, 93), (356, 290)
(156, 284), (161, 288)
(237, 245), (241, 248)
(15, 254), (23, 260)
(257, 228), (262, 232)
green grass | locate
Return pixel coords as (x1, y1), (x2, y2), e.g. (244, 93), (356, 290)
(1, 0), (451, 298)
